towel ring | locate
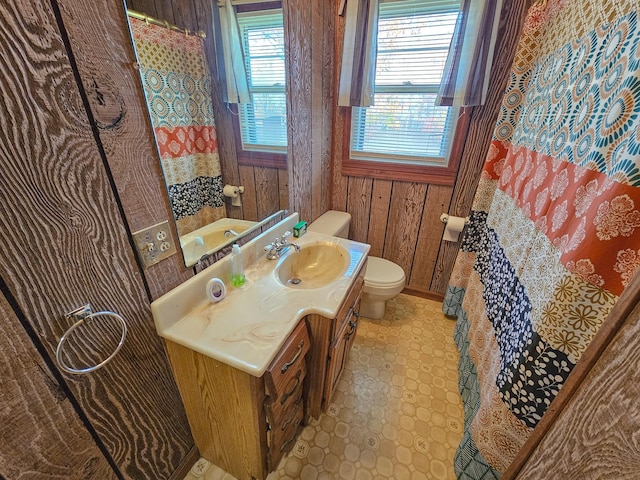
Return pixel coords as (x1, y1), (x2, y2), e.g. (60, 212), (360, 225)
(56, 305), (127, 375)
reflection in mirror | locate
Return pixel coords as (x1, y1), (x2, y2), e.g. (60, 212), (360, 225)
(125, 2), (288, 268)
(180, 212), (284, 267)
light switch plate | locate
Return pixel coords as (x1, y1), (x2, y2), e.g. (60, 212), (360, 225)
(133, 221), (177, 268)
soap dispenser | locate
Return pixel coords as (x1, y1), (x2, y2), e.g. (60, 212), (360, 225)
(230, 244), (245, 287)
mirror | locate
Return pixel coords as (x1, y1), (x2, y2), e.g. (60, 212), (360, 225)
(124, 1), (288, 268)
(180, 212), (284, 266)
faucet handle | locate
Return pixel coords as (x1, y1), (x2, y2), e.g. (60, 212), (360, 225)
(282, 231), (292, 240)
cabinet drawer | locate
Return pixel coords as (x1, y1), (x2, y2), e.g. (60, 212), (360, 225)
(265, 320), (310, 400)
(268, 400), (304, 470)
(265, 364), (305, 426)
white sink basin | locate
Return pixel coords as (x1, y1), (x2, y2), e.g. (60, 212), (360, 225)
(275, 243), (349, 289)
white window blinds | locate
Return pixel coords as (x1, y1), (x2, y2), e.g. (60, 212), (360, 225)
(351, 0), (460, 165)
(237, 10), (287, 153)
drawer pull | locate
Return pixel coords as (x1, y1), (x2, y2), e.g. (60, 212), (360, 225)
(279, 417), (303, 452)
(281, 340), (304, 373)
(348, 311), (359, 333)
(281, 395), (303, 431)
(280, 370), (302, 405)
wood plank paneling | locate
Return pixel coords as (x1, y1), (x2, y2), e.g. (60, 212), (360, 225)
(127, 0), (158, 17)
(153, 0), (176, 25)
(238, 165), (259, 221)
(310, 0), (325, 221)
(171, 0), (198, 31)
(0, 291), (116, 479)
(279, 168), (289, 211)
(284, 0), (312, 222)
(383, 182), (428, 280)
(346, 176), (373, 243)
(321, 1), (335, 218)
(284, 0), (333, 223)
(411, 185), (452, 291)
(367, 179), (393, 257)
(0, 2), (192, 478)
(331, 2), (349, 213)
(254, 166), (280, 220)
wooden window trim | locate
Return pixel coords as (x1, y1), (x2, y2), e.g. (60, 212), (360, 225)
(231, 103), (287, 169)
(231, 1), (287, 170)
(236, 2), (282, 14)
(341, 106), (472, 186)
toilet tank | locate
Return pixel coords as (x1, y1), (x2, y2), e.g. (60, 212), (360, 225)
(308, 211), (351, 239)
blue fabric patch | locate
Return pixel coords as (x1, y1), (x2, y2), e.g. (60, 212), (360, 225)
(443, 285), (466, 317)
(496, 331), (573, 427)
(454, 210), (576, 428)
(460, 211), (489, 253)
(453, 309), (501, 479)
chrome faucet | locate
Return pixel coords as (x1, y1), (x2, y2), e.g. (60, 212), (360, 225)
(264, 231), (300, 260)
(224, 229), (239, 238)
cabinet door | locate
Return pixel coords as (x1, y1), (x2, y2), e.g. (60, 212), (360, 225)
(324, 307), (360, 406)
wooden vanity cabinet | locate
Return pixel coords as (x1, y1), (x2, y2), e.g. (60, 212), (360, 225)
(306, 260), (366, 419)
(164, 319), (310, 480)
(162, 261), (365, 479)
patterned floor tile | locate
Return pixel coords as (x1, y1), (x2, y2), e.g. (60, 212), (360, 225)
(183, 294), (463, 480)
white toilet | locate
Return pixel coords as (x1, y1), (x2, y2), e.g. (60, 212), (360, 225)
(308, 210), (406, 319)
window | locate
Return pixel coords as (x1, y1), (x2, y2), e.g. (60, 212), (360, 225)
(236, 9), (287, 162)
(345, 0), (465, 182)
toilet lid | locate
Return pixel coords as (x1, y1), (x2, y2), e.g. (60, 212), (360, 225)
(365, 257), (406, 288)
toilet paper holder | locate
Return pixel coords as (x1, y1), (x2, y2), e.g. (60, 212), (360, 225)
(223, 184), (245, 207)
(439, 213), (469, 225)
(439, 213), (469, 242)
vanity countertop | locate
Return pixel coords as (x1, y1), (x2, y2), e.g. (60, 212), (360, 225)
(151, 219), (369, 377)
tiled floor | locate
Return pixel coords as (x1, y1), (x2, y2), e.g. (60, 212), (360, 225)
(184, 294), (463, 480)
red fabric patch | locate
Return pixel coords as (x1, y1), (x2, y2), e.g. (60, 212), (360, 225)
(155, 125), (218, 159)
(497, 143), (640, 296)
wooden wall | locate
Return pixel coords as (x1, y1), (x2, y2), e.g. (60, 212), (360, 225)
(0, 1), (195, 478)
(283, 0), (334, 222)
(0, 290), (116, 479)
(331, 0), (531, 298)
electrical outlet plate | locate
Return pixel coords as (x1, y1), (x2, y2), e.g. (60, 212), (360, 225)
(132, 220), (177, 268)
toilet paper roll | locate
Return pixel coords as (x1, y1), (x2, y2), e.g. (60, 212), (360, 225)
(443, 215), (467, 242)
(223, 185), (239, 198)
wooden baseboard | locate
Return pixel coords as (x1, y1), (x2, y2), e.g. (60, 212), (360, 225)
(168, 445), (200, 480)
(401, 288), (445, 303)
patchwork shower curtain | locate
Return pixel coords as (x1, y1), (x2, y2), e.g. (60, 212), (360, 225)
(443, 0), (640, 477)
(130, 18), (225, 237)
